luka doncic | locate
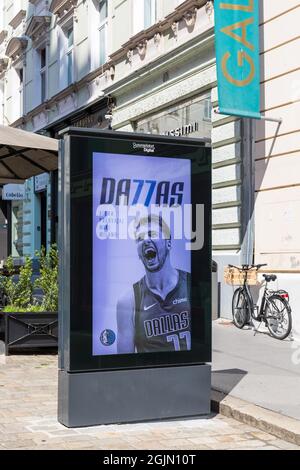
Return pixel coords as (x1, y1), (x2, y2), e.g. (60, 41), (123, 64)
(117, 214), (191, 353)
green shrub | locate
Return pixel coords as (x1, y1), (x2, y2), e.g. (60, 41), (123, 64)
(0, 256), (33, 309)
(3, 304), (44, 313)
(0, 244), (58, 313)
(34, 244), (58, 312)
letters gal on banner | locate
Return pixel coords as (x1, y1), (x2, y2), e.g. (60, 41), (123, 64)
(214, 0), (261, 119)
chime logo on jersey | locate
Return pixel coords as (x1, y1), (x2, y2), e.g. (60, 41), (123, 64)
(144, 311), (189, 338)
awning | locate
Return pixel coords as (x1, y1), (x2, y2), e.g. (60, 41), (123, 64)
(0, 125), (58, 184)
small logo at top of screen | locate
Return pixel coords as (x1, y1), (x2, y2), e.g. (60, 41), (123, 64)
(133, 142), (155, 153)
(100, 329), (116, 346)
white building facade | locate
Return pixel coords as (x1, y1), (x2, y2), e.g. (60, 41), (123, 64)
(0, 0), (300, 337)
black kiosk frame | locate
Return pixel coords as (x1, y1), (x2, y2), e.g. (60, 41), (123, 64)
(58, 128), (211, 427)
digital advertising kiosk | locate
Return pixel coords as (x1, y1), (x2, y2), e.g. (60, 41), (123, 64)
(58, 128), (212, 427)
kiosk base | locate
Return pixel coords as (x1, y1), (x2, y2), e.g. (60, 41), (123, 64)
(58, 364), (211, 428)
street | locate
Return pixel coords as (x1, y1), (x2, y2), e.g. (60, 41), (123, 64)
(212, 320), (300, 420)
(0, 352), (299, 450)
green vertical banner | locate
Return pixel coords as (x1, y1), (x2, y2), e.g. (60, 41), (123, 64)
(214, 0), (261, 119)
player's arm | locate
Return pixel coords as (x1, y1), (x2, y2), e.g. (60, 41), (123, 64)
(116, 289), (135, 353)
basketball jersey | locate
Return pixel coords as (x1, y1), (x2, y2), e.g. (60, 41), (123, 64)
(133, 270), (191, 353)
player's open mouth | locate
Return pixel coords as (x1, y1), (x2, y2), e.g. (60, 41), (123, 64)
(144, 247), (157, 261)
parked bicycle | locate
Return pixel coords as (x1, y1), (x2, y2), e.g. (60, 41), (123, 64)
(230, 264), (292, 340)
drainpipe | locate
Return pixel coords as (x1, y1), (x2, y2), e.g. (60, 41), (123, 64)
(240, 118), (255, 265)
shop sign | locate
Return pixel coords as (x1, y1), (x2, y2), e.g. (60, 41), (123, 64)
(136, 97), (211, 139)
(71, 110), (106, 129)
(34, 173), (49, 192)
(2, 184), (25, 200)
(164, 122), (199, 137)
(214, 0), (260, 119)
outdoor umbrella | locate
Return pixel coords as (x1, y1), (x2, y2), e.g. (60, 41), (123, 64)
(0, 124), (58, 184)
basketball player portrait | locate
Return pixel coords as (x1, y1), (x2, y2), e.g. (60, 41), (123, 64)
(116, 214), (191, 353)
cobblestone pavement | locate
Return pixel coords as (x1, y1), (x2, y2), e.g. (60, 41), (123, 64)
(0, 354), (299, 450)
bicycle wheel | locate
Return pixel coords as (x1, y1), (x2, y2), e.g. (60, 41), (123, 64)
(265, 294), (292, 340)
(232, 288), (250, 329)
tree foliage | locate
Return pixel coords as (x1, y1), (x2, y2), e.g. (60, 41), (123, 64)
(34, 244), (58, 312)
(0, 245), (58, 312)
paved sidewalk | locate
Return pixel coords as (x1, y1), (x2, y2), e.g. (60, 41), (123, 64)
(212, 320), (300, 420)
(0, 354), (298, 450)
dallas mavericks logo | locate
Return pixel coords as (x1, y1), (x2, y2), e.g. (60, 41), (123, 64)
(100, 329), (116, 346)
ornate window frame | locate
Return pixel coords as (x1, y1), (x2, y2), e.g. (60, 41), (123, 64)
(5, 37), (28, 64)
(0, 30), (8, 46)
(0, 57), (9, 76)
(8, 10), (26, 30)
(25, 16), (51, 45)
(49, 0), (78, 24)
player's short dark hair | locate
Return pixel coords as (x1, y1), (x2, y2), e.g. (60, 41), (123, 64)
(135, 214), (171, 240)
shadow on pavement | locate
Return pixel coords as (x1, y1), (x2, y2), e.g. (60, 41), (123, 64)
(212, 368), (247, 395)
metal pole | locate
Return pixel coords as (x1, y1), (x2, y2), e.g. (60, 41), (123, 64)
(214, 108), (282, 124)
(259, 115), (282, 124)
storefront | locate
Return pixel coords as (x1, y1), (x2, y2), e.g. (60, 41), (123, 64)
(135, 94), (212, 141)
(47, 100), (109, 247)
(5, 100), (110, 258)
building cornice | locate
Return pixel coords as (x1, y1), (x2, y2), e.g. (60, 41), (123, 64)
(110, 0), (208, 63)
(0, 30), (8, 46)
(49, 0), (78, 19)
(9, 10), (26, 30)
(165, 0), (207, 22)
(107, 29), (215, 102)
(25, 16), (51, 42)
(0, 57), (9, 75)
(10, 0), (214, 130)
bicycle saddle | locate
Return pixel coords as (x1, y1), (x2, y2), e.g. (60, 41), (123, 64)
(263, 274), (277, 282)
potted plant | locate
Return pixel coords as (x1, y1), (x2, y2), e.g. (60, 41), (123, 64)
(0, 245), (58, 355)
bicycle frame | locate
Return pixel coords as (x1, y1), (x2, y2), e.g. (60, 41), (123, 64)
(241, 271), (268, 321)
(242, 272), (288, 322)
(231, 263), (292, 339)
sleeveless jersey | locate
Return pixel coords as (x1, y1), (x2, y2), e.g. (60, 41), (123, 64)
(133, 270), (191, 353)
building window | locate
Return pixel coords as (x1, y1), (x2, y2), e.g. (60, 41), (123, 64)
(144, 0), (156, 29)
(135, 94), (212, 141)
(40, 48), (46, 102)
(17, 67), (24, 115)
(99, 0), (108, 66)
(67, 27), (74, 85)
(204, 99), (212, 122)
(133, 0), (157, 34)
(99, 0), (108, 21)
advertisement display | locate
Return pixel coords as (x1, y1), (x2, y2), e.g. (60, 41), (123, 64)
(58, 128), (212, 427)
(92, 153), (191, 356)
(60, 129), (211, 373)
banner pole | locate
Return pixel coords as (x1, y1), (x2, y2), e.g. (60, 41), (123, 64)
(214, 108), (282, 124)
(260, 116), (283, 124)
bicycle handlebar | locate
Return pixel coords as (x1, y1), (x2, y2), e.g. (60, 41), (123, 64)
(228, 263), (268, 271)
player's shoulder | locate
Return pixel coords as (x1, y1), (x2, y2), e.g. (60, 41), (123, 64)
(178, 269), (191, 280)
(117, 288), (135, 309)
